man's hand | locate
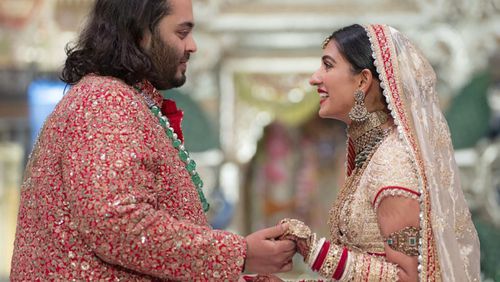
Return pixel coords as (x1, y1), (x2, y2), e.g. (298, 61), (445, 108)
(244, 224), (296, 273)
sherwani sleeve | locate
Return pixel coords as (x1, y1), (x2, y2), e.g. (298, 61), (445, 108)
(61, 82), (246, 280)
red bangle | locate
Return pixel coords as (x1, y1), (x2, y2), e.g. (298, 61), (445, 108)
(312, 240), (330, 271)
(332, 247), (348, 280)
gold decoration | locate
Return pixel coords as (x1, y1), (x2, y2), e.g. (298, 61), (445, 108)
(348, 110), (390, 168)
(348, 90), (369, 123)
(348, 110), (388, 140)
(318, 244), (343, 279)
(385, 226), (421, 256)
(329, 127), (390, 247)
(279, 218), (312, 240)
(322, 36), (331, 49)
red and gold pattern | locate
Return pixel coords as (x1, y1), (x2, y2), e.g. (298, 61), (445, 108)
(366, 24), (441, 281)
(11, 75), (246, 281)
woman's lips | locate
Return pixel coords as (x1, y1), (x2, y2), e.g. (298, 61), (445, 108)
(318, 89), (329, 105)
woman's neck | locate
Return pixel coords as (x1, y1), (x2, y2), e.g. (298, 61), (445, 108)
(347, 110), (392, 167)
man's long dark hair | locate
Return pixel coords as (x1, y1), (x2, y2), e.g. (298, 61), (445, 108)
(61, 0), (170, 85)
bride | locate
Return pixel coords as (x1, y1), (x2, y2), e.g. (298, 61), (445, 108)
(251, 24), (480, 281)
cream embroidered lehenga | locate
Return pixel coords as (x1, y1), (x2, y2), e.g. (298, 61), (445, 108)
(281, 24), (480, 281)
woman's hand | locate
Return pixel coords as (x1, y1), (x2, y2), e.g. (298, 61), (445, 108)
(277, 218), (316, 261)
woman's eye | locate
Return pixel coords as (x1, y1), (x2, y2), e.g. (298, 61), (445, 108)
(324, 62), (333, 69)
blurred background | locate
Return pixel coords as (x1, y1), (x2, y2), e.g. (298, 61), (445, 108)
(1, 0), (499, 281)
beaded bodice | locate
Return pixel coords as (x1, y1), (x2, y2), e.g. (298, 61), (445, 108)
(329, 127), (420, 254)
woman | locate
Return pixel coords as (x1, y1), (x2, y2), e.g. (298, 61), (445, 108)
(253, 24), (481, 281)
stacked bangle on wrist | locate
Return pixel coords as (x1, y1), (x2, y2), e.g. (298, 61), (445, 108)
(307, 237), (325, 267)
(312, 240), (330, 272)
(332, 247), (348, 280)
(306, 238), (349, 281)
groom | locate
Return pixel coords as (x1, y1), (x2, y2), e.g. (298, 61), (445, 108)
(10, 0), (295, 280)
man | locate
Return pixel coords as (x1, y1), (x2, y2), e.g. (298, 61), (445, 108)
(10, 0), (295, 280)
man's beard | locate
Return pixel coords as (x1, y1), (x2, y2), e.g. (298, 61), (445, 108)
(148, 33), (188, 90)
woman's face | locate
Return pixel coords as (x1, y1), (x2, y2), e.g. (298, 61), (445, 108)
(309, 40), (360, 124)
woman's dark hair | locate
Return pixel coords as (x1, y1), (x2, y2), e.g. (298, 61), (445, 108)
(61, 0), (171, 85)
(325, 24), (378, 79)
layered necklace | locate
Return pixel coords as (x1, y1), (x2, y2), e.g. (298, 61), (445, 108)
(329, 110), (390, 245)
(347, 110), (389, 168)
(135, 86), (210, 213)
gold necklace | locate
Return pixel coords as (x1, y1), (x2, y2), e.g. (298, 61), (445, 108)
(348, 111), (388, 168)
(329, 111), (390, 246)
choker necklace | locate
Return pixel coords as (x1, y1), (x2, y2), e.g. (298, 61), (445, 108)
(347, 110), (390, 168)
(134, 87), (210, 212)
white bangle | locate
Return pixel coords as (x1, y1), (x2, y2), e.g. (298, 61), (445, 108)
(339, 251), (352, 281)
(308, 237), (325, 267)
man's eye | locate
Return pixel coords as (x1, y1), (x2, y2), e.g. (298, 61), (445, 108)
(178, 31), (189, 38)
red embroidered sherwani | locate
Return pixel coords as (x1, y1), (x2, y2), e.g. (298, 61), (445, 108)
(11, 74), (246, 281)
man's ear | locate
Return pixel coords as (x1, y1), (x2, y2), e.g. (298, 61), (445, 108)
(140, 30), (152, 51)
(358, 69), (374, 94)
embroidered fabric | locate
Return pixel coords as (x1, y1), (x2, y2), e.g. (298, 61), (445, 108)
(330, 128), (414, 256)
(372, 186), (421, 211)
(365, 24), (480, 281)
(10, 75), (246, 281)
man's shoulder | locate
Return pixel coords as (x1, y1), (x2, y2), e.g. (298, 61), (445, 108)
(74, 74), (132, 94)
(65, 74), (143, 114)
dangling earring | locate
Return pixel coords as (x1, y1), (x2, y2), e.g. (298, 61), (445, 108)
(349, 89), (369, 122)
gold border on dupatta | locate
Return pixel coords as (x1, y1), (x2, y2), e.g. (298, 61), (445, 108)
(364, 24), (438, 280)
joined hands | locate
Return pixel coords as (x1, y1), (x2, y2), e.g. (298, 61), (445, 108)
(243, 218), (317, 282)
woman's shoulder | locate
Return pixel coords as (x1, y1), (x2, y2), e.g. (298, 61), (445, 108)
(370, 126), (415, 169)
(361, 127), (421, 205)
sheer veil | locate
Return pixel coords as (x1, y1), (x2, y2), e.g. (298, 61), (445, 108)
(365, 24), (480, 281)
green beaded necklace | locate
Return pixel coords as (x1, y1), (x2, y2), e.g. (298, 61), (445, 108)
(136, 87), (210, 212)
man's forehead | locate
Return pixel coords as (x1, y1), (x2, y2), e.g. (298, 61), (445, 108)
(168, 0), (193, 16)
(163, 0), (194, 25)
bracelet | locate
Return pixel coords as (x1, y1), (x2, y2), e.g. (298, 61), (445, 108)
(332, 247), (348, 280)
(304, 233), (317, 263)
(312, 240), (330, 272)
(339, 251), (353, 281)
(318, 244), (343, 279)
(307, 237), (325, 267)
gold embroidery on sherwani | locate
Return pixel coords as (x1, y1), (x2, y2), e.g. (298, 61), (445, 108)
(10, 75), (247, 281)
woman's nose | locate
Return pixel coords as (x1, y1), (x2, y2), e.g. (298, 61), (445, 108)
(309, 73), (321, 86)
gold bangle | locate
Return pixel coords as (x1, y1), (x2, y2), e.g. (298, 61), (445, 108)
(318, 244), (342, 278)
